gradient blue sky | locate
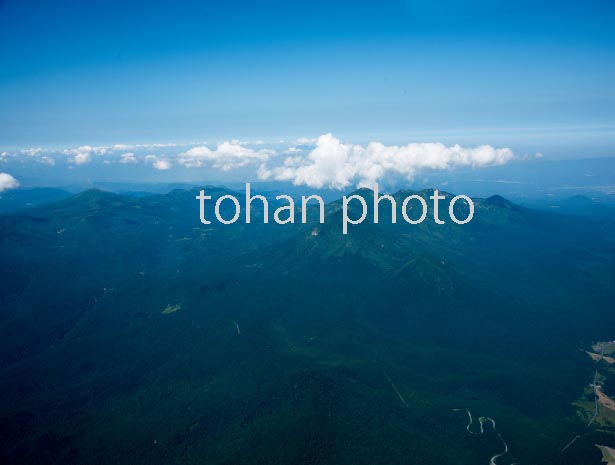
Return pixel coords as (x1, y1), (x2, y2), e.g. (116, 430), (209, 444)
(0, 0), (614, 158)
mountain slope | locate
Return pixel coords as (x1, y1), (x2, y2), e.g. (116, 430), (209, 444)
(0, 187), (614, 465)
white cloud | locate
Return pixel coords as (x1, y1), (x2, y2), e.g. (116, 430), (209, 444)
(0, 173), (19, 192)
(1, 148), (54, 165)
(258, 133), (515, 189)
(177, 141), (273, 170)
(1, 135), (515, 186)
(143, 142), (178, 149)
(112, 144), (133, 151)
(63, 146), (92, 165)
(40, 156), (55, 166)
(119, 152), (138, 164)
(20, 147), (44, 157)
(11, 147), (54, 165)
(144, 154), (173, 170)
(153, 159), (172, 170)
(73, 150), (91, 165)
(62, 145), (111, 165)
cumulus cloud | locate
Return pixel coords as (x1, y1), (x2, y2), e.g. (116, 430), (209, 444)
(119, 152), (138, 164)
(177, 141), (273, 170)
(144, 154), (172, 170)
(0, 173), (19, 192)
(62, 145), (108, 165)
(2, 148), (54, 165)
(39, 156), (56, 166)
(153, 159), (172, 170)
(72, 149), (92, 165)
(258, 134), (515, 189)
(20, 147), (44, 157)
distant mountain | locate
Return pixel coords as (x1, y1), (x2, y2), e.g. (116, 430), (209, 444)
(419, 156), (615, 203)
(0, 187), (71, 214)
(525, 194), (615, 217)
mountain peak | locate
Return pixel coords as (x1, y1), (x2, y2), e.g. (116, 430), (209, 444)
(485, 194), (514, 207)
(72, 188), (121, 200)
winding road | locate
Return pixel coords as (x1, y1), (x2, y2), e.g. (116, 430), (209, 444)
(453, 409), (510, 465)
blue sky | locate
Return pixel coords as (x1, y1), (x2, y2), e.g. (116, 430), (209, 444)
(1, 0), (614, 149)
(0, 0), (614, 191)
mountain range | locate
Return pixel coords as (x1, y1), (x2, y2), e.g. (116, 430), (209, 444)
(0, 187), (614, 464)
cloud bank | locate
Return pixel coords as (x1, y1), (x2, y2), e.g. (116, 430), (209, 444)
(0, 173), (20, 192)
(178, 142), (272, 170)
(1, 134), (516, 188)
(258, 134), (514, 189)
